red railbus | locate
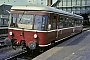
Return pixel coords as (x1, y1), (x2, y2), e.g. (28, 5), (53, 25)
(5, 5), (83, 50)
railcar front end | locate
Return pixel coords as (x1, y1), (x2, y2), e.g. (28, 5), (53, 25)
(5, 10), (50, 50)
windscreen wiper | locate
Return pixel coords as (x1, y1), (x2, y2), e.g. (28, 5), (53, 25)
(19, 11), (26, 22)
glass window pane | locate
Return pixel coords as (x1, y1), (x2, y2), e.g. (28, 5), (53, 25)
(87, 0), (90, 6)
(17, 14), (34, 29)
(82, 0), (85, 6)
(59, 16), (64, 28)
(77, 1), (80, 6)
(34, 15), (42, 30)
(42, 15), (48, 30)
(4, 19), (8, 26)
(52, 15), (57, 29)
(12, 14), (17, 23)
(0, 19), (4, 25)
(59, 1), (63, 7)
(10, 14), (17, 27)
(18, 14), (33, 24)
(67, 1), (71, 6)
(72, 0), (76, 6)
(63, 1), (66, 6)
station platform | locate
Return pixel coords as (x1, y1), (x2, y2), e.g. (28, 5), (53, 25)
(33, 30), (90, 60)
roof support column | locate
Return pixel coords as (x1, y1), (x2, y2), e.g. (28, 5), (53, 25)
(47, 0), (52, 6)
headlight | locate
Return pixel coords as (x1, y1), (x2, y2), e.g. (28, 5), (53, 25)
(9, 32), (13, 36)
(34, 34), (38, 39)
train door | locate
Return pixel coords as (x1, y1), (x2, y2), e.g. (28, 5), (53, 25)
(34, 15), (43, 30)
(34, 15), (48, 30)
(56, 15), (59, 39)
(53, 14), (58, 39)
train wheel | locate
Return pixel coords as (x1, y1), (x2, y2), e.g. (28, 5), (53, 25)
(28, 41), (40, 54)
(11, 39), (17, 50)
(28, 41), (38, 51)
(40, 48), (44, 52)
(20, 40), (27, 51)
(81, 30), (83, 33)
(51, 41), (55, 45)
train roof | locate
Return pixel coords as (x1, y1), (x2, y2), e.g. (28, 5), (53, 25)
(11, 5), (83, 20)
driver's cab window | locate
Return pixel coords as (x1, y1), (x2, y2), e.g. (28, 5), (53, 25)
(10, 14), (17, 27)
(17, 14), (34, 29)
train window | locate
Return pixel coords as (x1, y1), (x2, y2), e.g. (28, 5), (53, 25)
(10, 14), (17, 27)
(78, 20), (80, 26)
(52, 15), (57, 29)
(34, 15), (48, 30)
(18, 14), (34, 29)
(69, 18), (72, 27)
(68, 18), (72, 27)
(71, 19), (74, 27)
(77, 20), (79, 26)
(66, 18), (69, 27)
(18, 14), (33, 24)
(13, 14), (34, 29)
(75, 19), (79, 26)
(78, 20), (82, 26)
(74, 19), (77, 26)
(74, 19), (76, 26)
(59, 16), (64, 28)
(42, 15), (48, 30)
(63, 17), (67, 28)
(76, 19), (81, 26)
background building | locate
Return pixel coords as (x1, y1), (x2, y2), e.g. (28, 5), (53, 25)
(52, 0), (90, 26)
(0, 4), (12, 27)
(0, 4), (11, 34)
(53, 0), (90, 14)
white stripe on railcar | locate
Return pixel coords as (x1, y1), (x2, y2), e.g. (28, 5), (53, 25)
(8, 26), (82, 33)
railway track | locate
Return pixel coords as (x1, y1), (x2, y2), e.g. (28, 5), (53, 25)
(0, 46), (27, 60)
(0, 34), (7, 47)
(5, 47), (42, 60)
(0, 34), (32, 60)
(5, 50), (27, 60)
